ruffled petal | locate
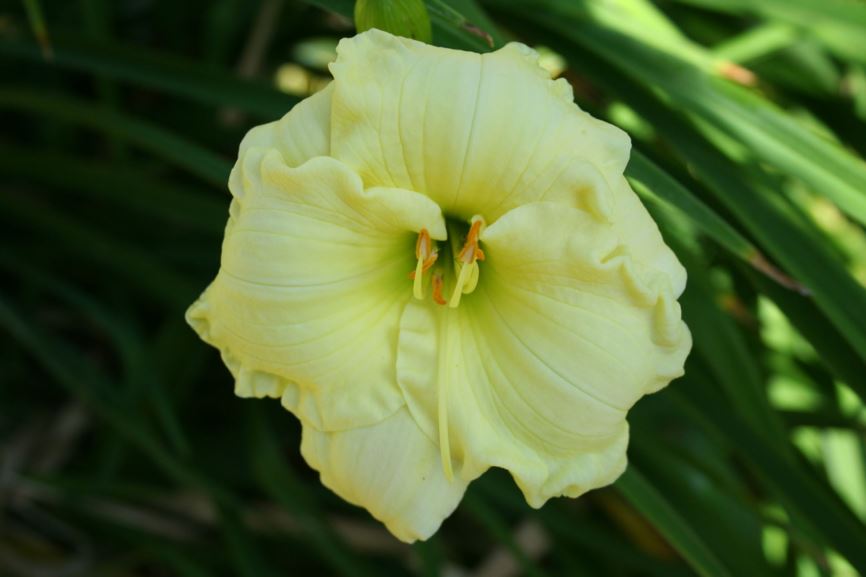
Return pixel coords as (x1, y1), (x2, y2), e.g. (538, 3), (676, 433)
(300, 407), (468, 543)
(243, 83), (333, 165)
(610, 176), (687, 297)
(396, 202), (691, 507)
(227, 83), (334, 198)
(328, 29), (630, 221)
(188, 150), (446, 431)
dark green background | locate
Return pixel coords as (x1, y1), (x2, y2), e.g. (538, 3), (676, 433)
(3, 0), (866, 576)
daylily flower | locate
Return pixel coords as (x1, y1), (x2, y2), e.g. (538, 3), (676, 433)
(187, 30), (691, 542)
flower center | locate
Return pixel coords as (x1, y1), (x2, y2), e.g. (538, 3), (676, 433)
(410, 215), (486, 308)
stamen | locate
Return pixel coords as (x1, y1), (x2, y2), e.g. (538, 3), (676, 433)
(410, 228), (438, 299)
(413, 257), (426, 299)
(431, 272), (447, 306)
(457, 218), (486, 264)
(449, 216), (486, 308)
(448, 263), (475, 308)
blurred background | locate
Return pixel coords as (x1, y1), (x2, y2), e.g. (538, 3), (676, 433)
(2, 0), (866, 576)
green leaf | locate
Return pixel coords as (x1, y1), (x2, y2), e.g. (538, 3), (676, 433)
(303, 0), (500, 51)
(0, 34), (298, 118)
(0, 88), (231, 186)
(627, 151), (806, 293)
(0, 293), (235, 507)
(673, 375), (866, 573)
(627, 152), (754, 261)
(676, 248), (789, 447)
(711, 22), (798, 63)
(1, 194), (197, 309)
(0, 254), (191, 456)
(218, 504), (278, 577)
(426, 0), (502, 49)
(21, 0), (52, 59)
(668, 0), (866, 66)
(0, 146), (226, 234)
(246, 404), (377, 577)
(750, 271), (866, 399)
(462, 493), (553, 577)
(355, 0), (432, 43)
(629, 438), (769, 577)
(615, 466), (735, 577)
(508, 1), (866, 230)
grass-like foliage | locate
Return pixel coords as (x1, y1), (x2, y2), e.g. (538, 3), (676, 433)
(2, 0), (866, 575)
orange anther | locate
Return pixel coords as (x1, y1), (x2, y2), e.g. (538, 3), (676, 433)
(416, 228), (432, 259)
(409, 228), (438, 279)
(432, 273), (447, 306)
(457, 219), (485, 264)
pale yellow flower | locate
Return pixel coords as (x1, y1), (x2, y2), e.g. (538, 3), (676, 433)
(187, 30), (691, 542)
